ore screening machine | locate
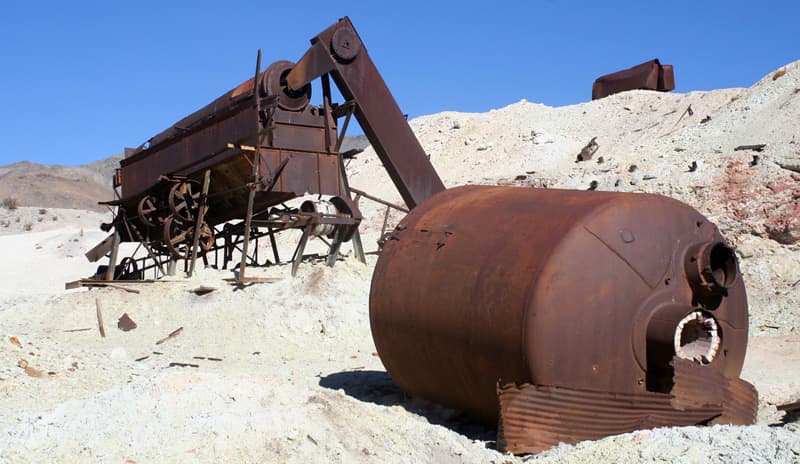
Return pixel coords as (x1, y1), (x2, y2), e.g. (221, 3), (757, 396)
(85, 17), (756, 455)
(85, 16), (443, 281)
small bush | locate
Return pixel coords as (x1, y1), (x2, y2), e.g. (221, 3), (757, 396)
(2, 197), (19, 210)
(1, 220), (9, 228)
(23, 222), (32, 231)
(37, 217), (43, 222)
(52, 216), (58, 221)
(38, 209), (47, 215)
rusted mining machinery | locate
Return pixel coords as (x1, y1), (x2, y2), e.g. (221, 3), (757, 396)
(84, 17), (442, 282)
(85, 17), (755, 454)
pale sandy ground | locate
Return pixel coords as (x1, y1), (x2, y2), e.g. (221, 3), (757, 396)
(1, 61), (799, 463)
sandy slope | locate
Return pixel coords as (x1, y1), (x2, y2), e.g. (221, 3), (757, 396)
(1, 61), (800, 463)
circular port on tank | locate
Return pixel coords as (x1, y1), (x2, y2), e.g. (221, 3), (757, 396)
(686, 241), (739, 294)
(674, 311), (720, 364)
(708, 243), (738, 288)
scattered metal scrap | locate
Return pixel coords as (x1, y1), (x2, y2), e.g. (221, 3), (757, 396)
(735, 144), (767, 152)
(117, 313), (137, 332)
(777, 162), (800, 174)
(168, 362), (199, 368)
(575, 137), (599, 162)
(155, 327), (184, 345)
(190, 285), (217, 296)
(592, 59), (675, 100)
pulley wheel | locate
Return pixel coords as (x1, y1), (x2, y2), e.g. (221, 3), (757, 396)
(162, 216), (192, 259)
(168, 180), (200, 223)
(137, 194), (162, 228)
(331, 26), (361, 62)
(264, 60), (311, 111)
(162, 217), (215, 260)
(115, 257), (139, 280)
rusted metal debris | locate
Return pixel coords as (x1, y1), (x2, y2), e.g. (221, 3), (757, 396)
(575, 137), (599, 162)
(168, 362), (199, 368)
(734, 144), (767, 152)
(155, 327), (184, 345)
(117, 313), (138, 332)
(592, 59), (675, 100)
(190, 286), (217, 296)
(778, 162), (800, 174)
(370, 185), (754, 453)
(86, 17), (443, 283)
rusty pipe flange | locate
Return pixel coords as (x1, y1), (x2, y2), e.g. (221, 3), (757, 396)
(330, 26), (361, 62)
(685, 241), (739, 295)
(264, 60), (311, 111)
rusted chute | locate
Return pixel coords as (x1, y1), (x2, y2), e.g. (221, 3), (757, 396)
(369, 185), (755, 454)
(592, 58), (675, 99)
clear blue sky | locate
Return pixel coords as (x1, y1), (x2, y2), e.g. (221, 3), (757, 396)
(1, 1), (797, 166)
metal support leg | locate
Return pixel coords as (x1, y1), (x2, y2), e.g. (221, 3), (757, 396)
(326, 228), (344, 267)
(291, 226), (311, 277)
(268, 226), (280, 264)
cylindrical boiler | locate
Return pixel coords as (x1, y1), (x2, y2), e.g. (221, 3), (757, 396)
(369, 185), (748, 423)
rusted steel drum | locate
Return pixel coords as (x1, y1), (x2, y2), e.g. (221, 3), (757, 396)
(369, 185), (748, 422)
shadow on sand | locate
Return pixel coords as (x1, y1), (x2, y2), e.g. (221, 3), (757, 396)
(319, 370), (497, 444)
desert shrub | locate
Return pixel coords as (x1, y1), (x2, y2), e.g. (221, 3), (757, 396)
(38, 209), (47, 215)
(1, 220), (9, 228)
(23, 222), (32, 231)
(2, 197), (19, 210)
(52, 216), (58, 221)
(37, 217), (43, 222)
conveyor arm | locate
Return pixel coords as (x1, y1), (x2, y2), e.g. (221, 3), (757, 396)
(285, 17), (445, 209)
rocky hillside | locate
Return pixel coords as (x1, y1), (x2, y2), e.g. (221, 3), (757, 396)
(0, 156), (121, 212)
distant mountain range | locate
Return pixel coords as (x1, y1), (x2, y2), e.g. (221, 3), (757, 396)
(0, 135), (370, 211)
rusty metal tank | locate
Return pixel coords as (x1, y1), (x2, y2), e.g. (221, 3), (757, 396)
(369, 185), (748, 423)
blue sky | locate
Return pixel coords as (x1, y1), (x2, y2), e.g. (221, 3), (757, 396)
(0, 1), (797, 166)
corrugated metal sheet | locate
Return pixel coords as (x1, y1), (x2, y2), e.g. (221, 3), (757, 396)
(498, 357), (758, 455)
(672, 358), (757, 424)
(497, 383), (722, 455)
(716, 377), (758, 425)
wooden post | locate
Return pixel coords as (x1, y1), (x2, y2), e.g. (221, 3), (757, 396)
(238, 49), (262, 282)
(104, 230), (121, 281)
(188, 169), (211, 276)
